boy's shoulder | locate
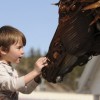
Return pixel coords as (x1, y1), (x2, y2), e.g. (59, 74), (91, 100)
(0, 61), (13, 73)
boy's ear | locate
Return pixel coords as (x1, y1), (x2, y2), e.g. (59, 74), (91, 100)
(0, 47), (7, 55)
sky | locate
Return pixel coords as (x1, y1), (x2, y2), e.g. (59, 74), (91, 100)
(0, 0), (59, 55)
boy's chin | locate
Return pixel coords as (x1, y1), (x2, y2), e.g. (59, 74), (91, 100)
(16, 61), (20, 64)
(15, 60), (21, 64)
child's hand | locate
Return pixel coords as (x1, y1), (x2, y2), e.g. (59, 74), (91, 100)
(34, 57), (48, 74)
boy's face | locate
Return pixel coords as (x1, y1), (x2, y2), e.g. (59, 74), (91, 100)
(4, 40), (24, 64)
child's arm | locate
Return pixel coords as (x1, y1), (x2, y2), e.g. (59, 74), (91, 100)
(17, 57), (48, 93)
(0, 57), (48, 92)
(24, 57), (48, 85)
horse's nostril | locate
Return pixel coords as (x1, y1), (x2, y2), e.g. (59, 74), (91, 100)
(56, 76), (63, 83)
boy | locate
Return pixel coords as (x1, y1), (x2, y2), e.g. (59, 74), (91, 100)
(0, 25), (48, 100)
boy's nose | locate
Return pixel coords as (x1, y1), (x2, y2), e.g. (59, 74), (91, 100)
(20, 48), (24, 54)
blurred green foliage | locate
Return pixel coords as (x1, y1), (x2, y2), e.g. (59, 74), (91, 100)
(63, 65), (85, 90)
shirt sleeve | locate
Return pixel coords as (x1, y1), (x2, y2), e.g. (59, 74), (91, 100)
(0, 64), (39, 93)
(18, 78), (39, 94)
(0, 65), (25, 92)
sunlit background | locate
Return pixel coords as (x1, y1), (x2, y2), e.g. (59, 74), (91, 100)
(0, 0), (59, 55)
(0, 0), (100, 100)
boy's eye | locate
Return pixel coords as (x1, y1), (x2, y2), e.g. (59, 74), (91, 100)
(16, 46), (22, 49)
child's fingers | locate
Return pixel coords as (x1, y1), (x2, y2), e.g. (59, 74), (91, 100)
(43, 63), (48, 66)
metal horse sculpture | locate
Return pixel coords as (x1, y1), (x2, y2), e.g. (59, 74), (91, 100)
(42, 0), (100, 83)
